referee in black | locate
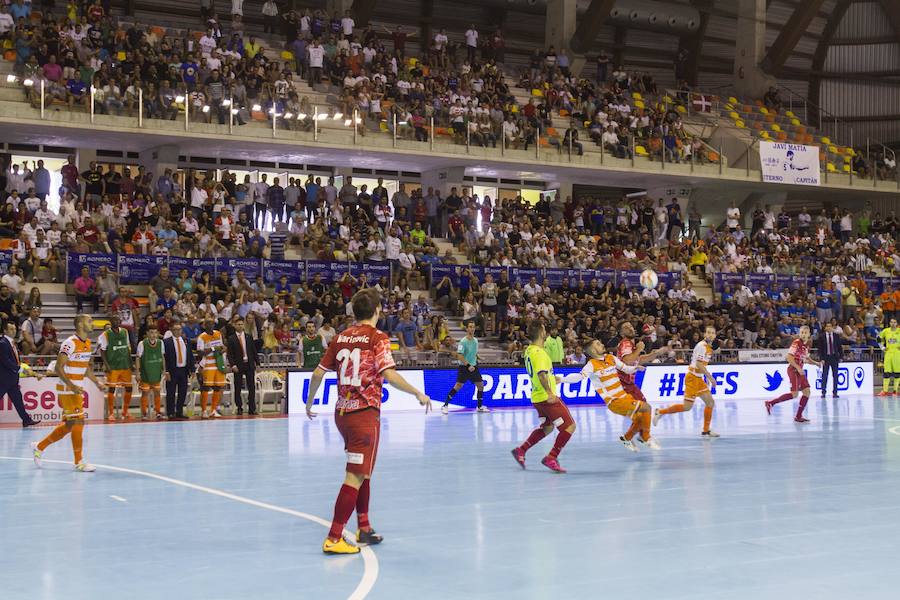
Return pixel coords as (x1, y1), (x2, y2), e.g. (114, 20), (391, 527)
(441, 321), (487, 414)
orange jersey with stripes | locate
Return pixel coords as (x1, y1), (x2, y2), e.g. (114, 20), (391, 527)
(57, 335), (92, 392)
(688, 341), (713, 377)
(580, 354), (639, 400)
(196, 330), (225, 369)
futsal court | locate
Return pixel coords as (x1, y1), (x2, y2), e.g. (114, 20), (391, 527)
(2, 394), (900, 600)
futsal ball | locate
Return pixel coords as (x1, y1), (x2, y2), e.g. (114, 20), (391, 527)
(640, 269), (659, 290)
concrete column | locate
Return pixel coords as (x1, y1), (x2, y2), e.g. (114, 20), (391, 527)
(734, 0), (776, 98)
(138, 144), (179, 192)
(545, 0), (585, 76)
(421, 166), (466, 199)
(76, 148), (97, 172)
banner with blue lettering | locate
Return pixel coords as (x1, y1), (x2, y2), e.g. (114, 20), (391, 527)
(66, 252), (117, 282)
(659, 271), (682, 289)
(713, 273), (745, 293)
(745, 273), (775, 293)
(217, 257), (262, 278)
(119, 254), (167, 284)
(350, 260), (390, 284)
(263, 259), (306, 284)
(585, 268), (616, 285)
(544, 268), (568, 288)
(307, 260), (351, 283)
(0, 250), (11, 275)
(510, 266), (541, 285)
(865, 276), (886, 295)
(429, 263), (463, 287)
(482, 266), (508, 283)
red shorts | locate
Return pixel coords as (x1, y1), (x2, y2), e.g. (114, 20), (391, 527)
(788, 367), (810, 393)
(335, 408), (381, 476)
(622, 381), (647, 403)
(534, 400), (575, 429)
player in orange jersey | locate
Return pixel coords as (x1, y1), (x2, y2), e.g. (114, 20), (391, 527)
(765, 325), (822, 423)
(653, 325), (720, 438)
(559, 339), (659, 452)
(32, 314), (107, 472)
(196, 319), (226, 418)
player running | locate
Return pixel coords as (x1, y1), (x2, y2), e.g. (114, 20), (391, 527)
(878, 318), (900, 396)
(98, 315), (133, 420)
(305, 289), (432, 555)
(442, 321), (487, 414)
(765, 325), (822, 423)
(196, 319), (226, 418)
(135, 325), (165, 420)
(653, 325), (720, 438)
(559, 339), (658, 452)
(511, 321), (576, 473)
(32, 315), (107, 472)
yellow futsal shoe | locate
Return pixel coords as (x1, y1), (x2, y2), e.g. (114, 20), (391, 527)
(322, 537), (361, 555)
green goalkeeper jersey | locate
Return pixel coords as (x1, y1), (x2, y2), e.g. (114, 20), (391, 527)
(879, 327), (900, 353)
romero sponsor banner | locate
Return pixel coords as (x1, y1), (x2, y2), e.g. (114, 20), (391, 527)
(0, 250), (11, 274)
(760, 142), (821, 186)
(263, 259), (306, 284)
(119, 254), (167, 284)
(285, 361), (874, 414)
(66, 252), (117, 281)
(1, 377), (105, 424)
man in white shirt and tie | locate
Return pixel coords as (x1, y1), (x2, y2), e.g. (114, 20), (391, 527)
(164, 322), (194, 419)
(817, 322), (843, 399)
(226, 317), (258, 415)
(1, 322), (38, 427)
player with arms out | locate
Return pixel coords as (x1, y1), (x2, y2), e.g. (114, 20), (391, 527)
(617, 322), (667, 403)
(442, 321), (487, 414)
(559, 339), (658, 452)
(653, 325), (720, 438)
(511, 321), (576, 473)
(196, 319), (226, 418)
(765, 324), (822, 423)
(32, 315), (107, 472)
(305, 289), (432, 555)
(878, 318), (900, 396)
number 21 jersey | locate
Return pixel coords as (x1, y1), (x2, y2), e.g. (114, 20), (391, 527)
(319, 324), (396, 412)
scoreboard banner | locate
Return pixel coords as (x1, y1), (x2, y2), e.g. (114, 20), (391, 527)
(285, 361), (874, 414)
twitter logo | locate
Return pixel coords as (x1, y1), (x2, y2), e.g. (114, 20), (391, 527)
(764, 371), (783, 391)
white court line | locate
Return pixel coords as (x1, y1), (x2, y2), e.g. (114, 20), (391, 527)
(889, 426), (900, 436)
(109, 495), (127, 503)
(0, 456), (378, 600)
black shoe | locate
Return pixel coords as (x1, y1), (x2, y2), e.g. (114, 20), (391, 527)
(22, 419), (39, 428)
(833, 394), (839, 399)
(236, 407), (244, 416)
(249, 409), (259, 416)
(356, 529), (384, 545)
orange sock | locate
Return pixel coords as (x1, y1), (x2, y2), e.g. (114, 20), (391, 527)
(38, 422), (70, 451)
(660, 403), (688, 415)
(639, 412), (652, 440)
(200, 390), (209, 413)
(703, 405), (713, 432)
(121, 388), (132, 417)
(71, 422), (84, 465)
(623, 419), (640, 441)
(106, 391), (116, 418)
(153, 392), (161, 415)
(211, 390), (223, 412)
(140, 392), (149, 415)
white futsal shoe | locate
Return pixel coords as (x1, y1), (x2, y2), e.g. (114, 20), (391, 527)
(31, 442), (42, 468)
(638, 437), (662, 451)
(620, 436), (639, 452)
(75, 462), (96, 472)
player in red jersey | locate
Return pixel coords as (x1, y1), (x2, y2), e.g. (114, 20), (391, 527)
(305, 288), (432, 555)
(765, 325), (823, 423)
(617, 322), (667, 438)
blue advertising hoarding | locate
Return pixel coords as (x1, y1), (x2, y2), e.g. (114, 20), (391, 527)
(66, 252), (117, 281)
(119, 254), (167, 284)
(263, 259), (306, 284)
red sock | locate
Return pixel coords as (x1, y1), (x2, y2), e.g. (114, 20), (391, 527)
(795, 395), (809, 419)
(548, 429), (572, 459)
(327, 484), (360, 540)
(519, 428), (548, 453)
(356, 479), (371, 531)
(770, 392), (794, 405)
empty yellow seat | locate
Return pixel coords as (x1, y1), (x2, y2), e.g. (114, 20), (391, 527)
(729, 111), (740, 120)
(771, 124), (782, 133)
(786, 110), (796, 119)
(664, 95), (674, 103)
(829, 145), (838, 154)
(846, 148), (856, 157)
(728, 96), (739, 105)
(791, 118), (801, 126)
(759, 106), (769, 115)
(843, 164), (851, 173)
(635, 145), (649, 157)
(821, 136), (831, 145)
(735, 120), (746, 129)
(634, 99), (645, 109)
(676, 105), (687, 114)
(760, 131), (770, 140)
(632, 91), (642, 100)
(827, 163), (837, 172)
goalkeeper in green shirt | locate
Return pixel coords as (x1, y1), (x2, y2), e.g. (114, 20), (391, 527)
(879, 318), (900, 395)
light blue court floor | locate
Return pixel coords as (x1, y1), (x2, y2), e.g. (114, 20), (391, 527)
(3, 396), (900, 600)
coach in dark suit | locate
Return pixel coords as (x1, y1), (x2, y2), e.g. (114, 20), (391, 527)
(1, 322), (38, 427)
(164, 322), (194, 419)
(226, 318), (258, 415)
(818, 322), (843, 398)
